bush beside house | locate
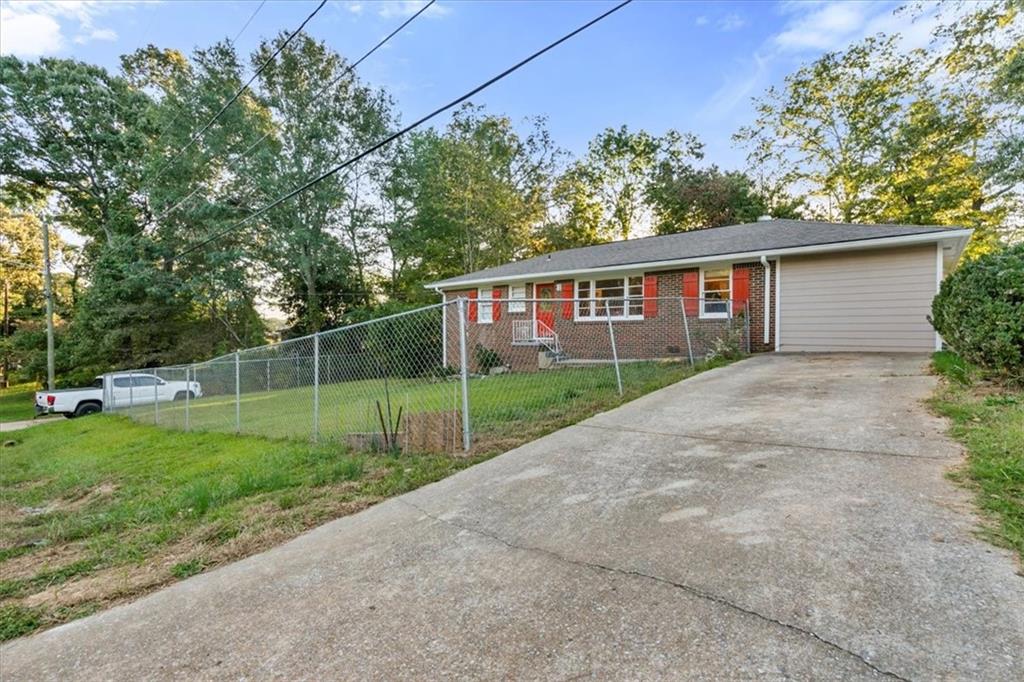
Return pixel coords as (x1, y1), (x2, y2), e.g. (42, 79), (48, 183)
(931, 244), (1024, 384)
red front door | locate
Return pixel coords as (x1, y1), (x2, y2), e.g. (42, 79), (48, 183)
(534, 283), (556, 337)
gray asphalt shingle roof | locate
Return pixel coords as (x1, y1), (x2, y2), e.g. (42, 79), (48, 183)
(430, 219), (962, 288)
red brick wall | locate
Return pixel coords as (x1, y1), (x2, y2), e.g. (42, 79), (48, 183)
(442, 264), (773, 373)
(734, 260), (776, 353)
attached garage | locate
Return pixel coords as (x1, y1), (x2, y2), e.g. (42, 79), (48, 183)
(778, 244), (940, 352)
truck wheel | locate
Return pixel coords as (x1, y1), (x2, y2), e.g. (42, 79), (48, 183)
(73, 402), (102, 418)
(173, 391), (195, 401)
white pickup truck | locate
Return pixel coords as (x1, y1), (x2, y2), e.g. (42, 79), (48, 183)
(35, 373), (203, 418)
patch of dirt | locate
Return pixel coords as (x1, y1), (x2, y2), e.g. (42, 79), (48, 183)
(5, 483), (391, 636)
(44, 483), (119, 515)
(0, 541), (92, 583)
(2, 482), (118, 524)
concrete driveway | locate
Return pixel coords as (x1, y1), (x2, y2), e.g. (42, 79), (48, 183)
(4, 354), (1022, 680)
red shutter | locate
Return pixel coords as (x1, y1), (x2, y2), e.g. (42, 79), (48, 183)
(682, 271), (699, 316)
(731, 267), (750, 315)
(467, 290), (478, 322)
(643, 275), (658, 317)
(561, 282), (573, 319)
(492, 288), (502, 322)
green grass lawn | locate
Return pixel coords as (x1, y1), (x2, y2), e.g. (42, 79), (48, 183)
(0, 358), (732, 641)
(0, 383), (39, 423)
(930, 351), (1023, 562)
(125, 360), (727, 452)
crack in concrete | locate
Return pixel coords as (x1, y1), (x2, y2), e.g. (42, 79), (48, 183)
(399, 497), (910, 682)
(579, 422), (950, 461)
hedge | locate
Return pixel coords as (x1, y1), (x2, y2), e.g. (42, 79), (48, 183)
(931, 243), (1024, 383)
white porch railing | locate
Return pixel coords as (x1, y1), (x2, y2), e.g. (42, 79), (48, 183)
(511, 319), (561, 355)
(512, 319), (536, 344)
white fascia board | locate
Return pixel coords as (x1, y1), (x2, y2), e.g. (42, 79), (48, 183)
(425, 229), (974, 290)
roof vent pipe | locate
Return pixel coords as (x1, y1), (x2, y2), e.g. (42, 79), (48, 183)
(757, 215), (773, 222)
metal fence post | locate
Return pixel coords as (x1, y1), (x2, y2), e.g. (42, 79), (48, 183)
(457, 297), (471, 452)
(312, 333), (320, 443)
(128, 371), (134, 410)
(102, 373), (109, 412)
(604, 299), (623, 396)
(184, 365), (191, 432)
(266, 359), (271, 392)
(235, 351), (241, 434)
(154, 371), (159, 425)
(680, 298), (695, 367)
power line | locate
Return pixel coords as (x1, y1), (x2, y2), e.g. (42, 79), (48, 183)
(172, 0), (634, 260)
(152, 0), (328, 183)
(231, 0), (268, 44)
(153, 0), (436, 226)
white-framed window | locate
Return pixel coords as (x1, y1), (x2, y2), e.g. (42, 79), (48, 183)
(508, 285), (526, 313)
(478, 289), (493, 324)
(700, 266), (730, 318)
(575, 276), (644, 319)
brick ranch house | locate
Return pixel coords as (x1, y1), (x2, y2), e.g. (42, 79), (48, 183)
(426, 219), (972, 372)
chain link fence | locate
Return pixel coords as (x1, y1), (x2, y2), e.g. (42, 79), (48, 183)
(106, 297), (748, 454)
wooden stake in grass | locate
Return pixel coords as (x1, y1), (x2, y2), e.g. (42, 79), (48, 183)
(375, 400), (390, 451)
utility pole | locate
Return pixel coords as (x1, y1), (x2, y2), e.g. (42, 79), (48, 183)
(2, 276), (9, 389)
(40, 216), (55, 391)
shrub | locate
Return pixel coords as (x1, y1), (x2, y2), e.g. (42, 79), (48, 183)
(475, 344), (504, 374)
(931, 243), (1024, 383)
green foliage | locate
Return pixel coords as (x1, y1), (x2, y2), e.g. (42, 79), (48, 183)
(931, 244), (1024, 383)
(474, 344), (504, 374)
(735, 6), (1023, 253)
(170, 559), (206, 579)
(647, 164), (803, 234)
(250, 34), (394, 331)
(931, 350), (978, 387)
(351, 302), (444, 379)
(930, 354), (1024, 560)
(383, 104), (559, 294)
(0, 605), (40, 641)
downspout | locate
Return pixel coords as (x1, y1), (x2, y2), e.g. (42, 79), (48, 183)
(433, 286), (448, 367)
(759, 256), (771, 347)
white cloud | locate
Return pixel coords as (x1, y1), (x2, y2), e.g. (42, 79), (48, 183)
(377, 0), (450, 20)
(773, 2), (877, 51)
(0, 6), (63, 56)
(74, 26), (117, 44)
(0, 0), (142, 58)
(344, 1), (363, 14)
(697, 1), (947, 121)
(718, 13), (747, 32)
(695, 15), (709, 27)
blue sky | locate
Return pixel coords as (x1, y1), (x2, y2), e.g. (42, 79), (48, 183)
(1, 0), (941, 171)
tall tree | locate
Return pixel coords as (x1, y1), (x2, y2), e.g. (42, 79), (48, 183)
(735, 5), (1023, 253)
(124, 43), (271, 348)
(646, 164), (802, 234)
(383, 105), (558, 295)
(532, 165), (607, 253)
(248, 34), (395, 333)
(0, 56), (151, 245)
(572, 126), (703, 240)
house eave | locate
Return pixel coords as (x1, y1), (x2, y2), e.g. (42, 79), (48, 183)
(425, 229), (974, 290)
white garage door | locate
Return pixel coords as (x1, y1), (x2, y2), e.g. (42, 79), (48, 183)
(779, 245), (938, 352)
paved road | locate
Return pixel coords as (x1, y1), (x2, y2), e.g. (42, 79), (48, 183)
(4, 354), (1022, 680)
(0, 417), (60, 433)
